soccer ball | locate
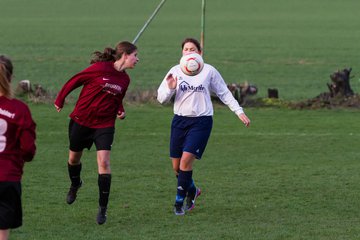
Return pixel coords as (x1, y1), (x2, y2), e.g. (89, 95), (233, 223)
(179, 53), (204, 76)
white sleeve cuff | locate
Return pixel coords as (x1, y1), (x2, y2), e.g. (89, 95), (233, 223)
(235, 108), (244, 116)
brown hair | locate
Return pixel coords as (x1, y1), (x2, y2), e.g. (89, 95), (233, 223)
(181, 38), (201, 52)
(0, 55), (13, 98)
(90, 41), (137, 64)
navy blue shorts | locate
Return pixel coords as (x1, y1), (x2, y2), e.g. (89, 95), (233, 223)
(0, 182), (22, 229)
(68, 119), (115, 152)
(170, 115), (213, 159)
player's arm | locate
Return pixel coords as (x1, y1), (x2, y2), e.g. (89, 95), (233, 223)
(19, 108), (37, 162)
(210, 68), (250, 127)
(157, 70), (177, 104)
(116, 85), (128, 120)
(54, 75), (84, 109)
(54, 66), (97, 110)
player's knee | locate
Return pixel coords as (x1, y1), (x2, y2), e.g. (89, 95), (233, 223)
(97, 159), (110, 172)
(179, 159), (195, 171)
(69, 151), (82, 165)
(100, 160), (110, 169)
(68, 158), (81, 165)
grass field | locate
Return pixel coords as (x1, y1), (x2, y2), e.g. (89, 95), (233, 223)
(2, 0), (360, 239)
(1, 0), (360, 100)
(14, 104), (360, 240)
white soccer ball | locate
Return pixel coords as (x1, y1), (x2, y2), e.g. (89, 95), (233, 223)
(179, 52), (204, 76)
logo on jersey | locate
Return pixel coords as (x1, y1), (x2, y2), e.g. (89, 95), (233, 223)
(0, 108), (15, 119)
(102, 83), (122, 95)
(179, 81), (205, 93)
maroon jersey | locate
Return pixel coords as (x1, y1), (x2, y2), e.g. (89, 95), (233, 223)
(55, 61), (131, 128)
(0, 96), (36, 182)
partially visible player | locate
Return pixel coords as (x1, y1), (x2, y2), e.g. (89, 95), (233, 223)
(0, 55), (36, 240)
(157, 38), (250, 215)
(54, 41), (139, 225)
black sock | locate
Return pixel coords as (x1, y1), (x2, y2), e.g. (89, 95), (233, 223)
(98, 174), (111, 208)
(68, 163), (81, 187)
(175, 170), (192, 205)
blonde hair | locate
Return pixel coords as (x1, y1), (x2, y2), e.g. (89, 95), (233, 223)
(0, 55), (13, 98)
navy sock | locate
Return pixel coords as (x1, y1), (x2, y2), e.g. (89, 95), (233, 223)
(98, 174), (111, 208)
(187, 179), (196, 198)
(175, 170), (192, 205)
(68, 163), (81, 187)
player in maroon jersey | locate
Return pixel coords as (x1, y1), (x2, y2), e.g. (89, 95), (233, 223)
(54, 41), (139, 225)
(0, 55), (36, 240)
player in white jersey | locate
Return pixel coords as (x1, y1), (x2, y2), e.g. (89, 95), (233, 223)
(157, 38), (250, 215)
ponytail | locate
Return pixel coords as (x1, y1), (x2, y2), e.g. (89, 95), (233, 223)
(90, 47), (116, 64)
(90, 41), (137, 64)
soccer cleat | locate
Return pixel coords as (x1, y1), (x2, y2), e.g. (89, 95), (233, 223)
(96, 206), (107, 225)
(185, 188), (201, 211)
(66, 181), (82, 204)
(174, 203), (185, 216)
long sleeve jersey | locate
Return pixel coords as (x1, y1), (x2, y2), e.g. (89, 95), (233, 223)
(55, 61), (130, 128)
(0, 96), (36, 181)
(157, 63), (244, 117)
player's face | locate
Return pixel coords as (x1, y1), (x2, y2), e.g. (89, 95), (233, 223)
(182, 42), (200, 56)
(125, 50), (139, 69)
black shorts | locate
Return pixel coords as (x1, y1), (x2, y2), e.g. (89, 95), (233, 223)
(0, 182), (22, 229)
(68, 119), (115, 152)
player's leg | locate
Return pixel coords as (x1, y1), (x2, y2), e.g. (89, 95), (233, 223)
(174, 152), (197, 214)
(179, 152), (201, 211)
(172, 157), (192, 215)
(170, 116), (188, 215)
(68, 150), (83, 185)
(181, 152), (201, 212)
(96, 150), (111, 225)
(0, 182), (22, 240)
(66, 150), (83, 204)
(171, 158), (180, 177)
(94, 127), (114, 225)
(97, 150), (111, 204)
(66, 119), (90, 204)
(183, 116), (212, 212)
(0, 229), (9, 240)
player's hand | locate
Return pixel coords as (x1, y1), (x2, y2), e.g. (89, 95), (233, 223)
(117, 111), (126, 120)
(54, 104), (62, 112)
(238, 113), (250, 127)
(166, 73), (177, 89)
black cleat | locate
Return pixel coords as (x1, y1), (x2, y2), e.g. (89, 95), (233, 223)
(174, 203), (185, 216)
(66, 181), (82, 204)
(96, 206), (107, 225)
(185, 188), (201, 211)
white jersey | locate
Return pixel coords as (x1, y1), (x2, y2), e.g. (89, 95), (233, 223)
(157, 63), (244, 117)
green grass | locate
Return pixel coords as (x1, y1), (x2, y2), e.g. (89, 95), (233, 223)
(1, 0), (360, 99)
(11, 103), (360, 239)
(2, 0), (360, 239)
